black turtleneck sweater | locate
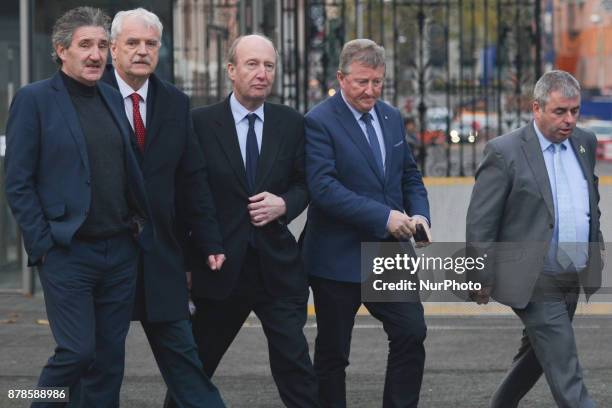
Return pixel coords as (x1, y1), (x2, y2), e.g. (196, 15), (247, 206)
(60, 70), (132, 239)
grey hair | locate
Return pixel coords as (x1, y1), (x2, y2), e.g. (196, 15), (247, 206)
(533, 70), (581, 108)
(226, 33), (278, 65)
(338, 39), (386, 74)
(111, 8), (163, 42)
(51, 6), (110, 65)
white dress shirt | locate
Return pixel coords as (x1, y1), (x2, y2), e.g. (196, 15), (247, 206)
(230, 93), (264, 167)
(114, 70), (149, 130)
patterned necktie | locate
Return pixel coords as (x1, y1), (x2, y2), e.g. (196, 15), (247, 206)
(360, 113), (384, 176)
(553, 143), (577, 269)
(245, 113), (259, 193)
(130, 93), (146, 151)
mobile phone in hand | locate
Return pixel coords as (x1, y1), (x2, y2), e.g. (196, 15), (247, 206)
(413, 223), (429, 243)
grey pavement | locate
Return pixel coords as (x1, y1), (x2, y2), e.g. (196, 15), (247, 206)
(0, 294), (610, 407)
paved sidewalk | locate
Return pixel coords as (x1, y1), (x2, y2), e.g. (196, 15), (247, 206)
(1, 294), (610, 407)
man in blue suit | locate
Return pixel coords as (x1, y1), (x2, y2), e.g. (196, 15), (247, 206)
(302, 39), (431, 408)
(4, 7), (151, 408)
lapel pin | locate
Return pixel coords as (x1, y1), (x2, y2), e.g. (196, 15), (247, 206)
(579, 145), (585, 154)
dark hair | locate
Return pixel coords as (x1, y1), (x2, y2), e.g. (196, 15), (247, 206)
(51, 6), (110, 65)
(404, 116), (416, 126)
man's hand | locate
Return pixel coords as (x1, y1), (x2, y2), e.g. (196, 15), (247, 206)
(387, 210), (416, 240)
(248, 192), (287, 227)
(185, 271), (192, 290)
(207, 254), (226, 271)
(470, 287), (492, 305)
(414, 218), (432, 248)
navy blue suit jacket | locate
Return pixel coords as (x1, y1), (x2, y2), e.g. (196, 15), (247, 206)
(302, 92), (429, 282)
(4, 71), (151, 266)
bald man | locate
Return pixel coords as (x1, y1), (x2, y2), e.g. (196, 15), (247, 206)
(165, 34), (319, 408)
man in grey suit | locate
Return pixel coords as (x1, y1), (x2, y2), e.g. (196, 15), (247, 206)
(466, 70), (603, 408)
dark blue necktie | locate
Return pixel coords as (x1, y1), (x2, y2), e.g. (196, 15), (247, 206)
(245, 113), (259, 193)
(360, 112), (384, 176)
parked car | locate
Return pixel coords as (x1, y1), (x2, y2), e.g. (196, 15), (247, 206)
(581, 119), (612, 161)
(417, 107), (451, 145)
(581, 119), (612, 141)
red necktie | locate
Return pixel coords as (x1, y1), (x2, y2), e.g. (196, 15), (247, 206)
(130, 93), (146, 151)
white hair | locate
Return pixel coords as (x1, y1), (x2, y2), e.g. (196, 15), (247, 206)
(111, 8), (163, 42)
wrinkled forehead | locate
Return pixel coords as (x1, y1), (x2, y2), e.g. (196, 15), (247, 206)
(545, 91), (581, 109)
(120, 16), (161, 39)
(346, 62), (385, 77)
(235, 37), (276, 63)
(71, 25), (109, 42)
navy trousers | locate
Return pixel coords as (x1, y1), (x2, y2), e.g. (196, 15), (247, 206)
(33, 233), (137, 408)
(310, 275), (427, 408)
(142, 319), (226, 408)
(70, 250), (225, 408)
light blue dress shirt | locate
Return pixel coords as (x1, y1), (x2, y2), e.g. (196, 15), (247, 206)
(340, 91), (386, 167)
(230, 93), (264, 166)
(338, 91), (429, 231)
(534, 122), (590, 273)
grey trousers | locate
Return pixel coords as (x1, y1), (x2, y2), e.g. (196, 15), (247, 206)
(490, 273), (595, 408)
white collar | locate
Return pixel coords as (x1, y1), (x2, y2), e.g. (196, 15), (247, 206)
(114, 69), (149, 102)
(230, 93), (265, 125)
(340, 90), (376, 122)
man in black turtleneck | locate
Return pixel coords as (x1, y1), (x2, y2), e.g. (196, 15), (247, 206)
(4, 7), (151, 408)
(60, 70), (133, 240)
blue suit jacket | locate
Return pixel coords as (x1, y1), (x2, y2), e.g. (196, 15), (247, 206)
(4, 71), (152, 266)
(302, 92), (430, 282)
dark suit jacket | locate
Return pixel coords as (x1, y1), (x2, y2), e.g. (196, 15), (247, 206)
(102, 66), (223, 322)
(4, 71), (151, 266)
(190, 96), (309, 300)
(301, 92), (430, 283)
(466, 122), (604, 308)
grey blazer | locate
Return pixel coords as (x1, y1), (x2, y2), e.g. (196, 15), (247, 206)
(466, 121), (603, 308)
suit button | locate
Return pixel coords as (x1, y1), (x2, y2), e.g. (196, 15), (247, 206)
(86, 180), (91, 186)
(549, 223), (554, 229)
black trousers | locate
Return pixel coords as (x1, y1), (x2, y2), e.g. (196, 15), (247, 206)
(165, 247), (319, 408)
(310, 275), (427, 408)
